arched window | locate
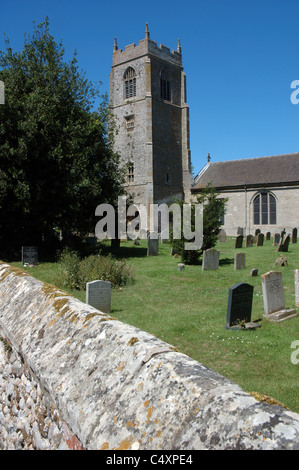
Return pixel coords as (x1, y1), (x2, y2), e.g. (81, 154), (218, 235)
(124, 67), (136, 99)
(253, 192), (277, 225)
(160, 68), (171, 101)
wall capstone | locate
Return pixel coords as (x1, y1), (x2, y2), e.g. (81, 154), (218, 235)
(1, 261), (299, 450)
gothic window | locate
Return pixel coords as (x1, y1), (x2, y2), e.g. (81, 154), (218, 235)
(253, 192), (277, 225)
(128, 162), (134, 183)
(124, 67), (136, 99)
(160, 68), (171, 101)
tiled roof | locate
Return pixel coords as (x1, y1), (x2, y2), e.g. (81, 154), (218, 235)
(192, 153), (299, 190)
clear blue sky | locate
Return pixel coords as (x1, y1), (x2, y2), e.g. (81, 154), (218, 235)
(1, 0), (298, 176)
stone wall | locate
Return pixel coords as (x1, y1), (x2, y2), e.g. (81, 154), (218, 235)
(1, 261), (299, 450)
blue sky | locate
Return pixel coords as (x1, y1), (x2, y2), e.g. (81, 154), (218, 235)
(1, 0), (298, 176)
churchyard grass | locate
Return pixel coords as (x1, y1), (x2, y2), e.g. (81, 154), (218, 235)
(11, 236), (299, 412)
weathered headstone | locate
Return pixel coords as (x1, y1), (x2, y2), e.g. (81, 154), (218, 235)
(292, 228), (297, 244)
(237, 227), (244, 236)
(255, 229), (260, 236)
(266, 232), (271, 241)
(234, 252), (246, 270)
(218, 229), (227, 243)
(273, 233), (280, 246)
(235, 235), (243, 249)
(225, 282), (255, 329)
(250, 268), (258, 277)
(177, 263), (185, 271)
(295, 270), (299, 308)
(256, 233), (264, 246)
(147, 232), (159, 256)
(202, 248), (220, 271)
(86, 280), (111, 314)
(22, 246), (38, 265)
(261, 271), (297, 322)
(245, 234), (254, 247)
(277, 235), (290, 252)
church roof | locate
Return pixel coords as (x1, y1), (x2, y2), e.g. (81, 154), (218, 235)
(192, 152), (299, 191)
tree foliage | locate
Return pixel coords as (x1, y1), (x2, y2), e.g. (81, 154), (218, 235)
(0, 18), (124, 258)
(170, 186), (227, 264)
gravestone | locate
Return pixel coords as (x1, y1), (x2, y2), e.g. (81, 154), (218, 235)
(22, 246), (38, 265)
(261, 271), (297, 322)
(266, 232), (271, 241)
(277, 235), (290, 252)
(147, 232), (159, 256)
(234, 252), (246, 270)
(225, 282), (255, 329)
(250, 268), (258, 276)
(177, 263), (185, 271)
(245, 234), (254, 247)
(273, 233), (280, 246)
(86, 280), (111, 314)
(295, 270), (299, 308)
(235, 235), (243, 249)
(202, 248), (220, 271)
(218, 229), (227, 243)
(255, 229), (260, 236)
(237, 227), (244, 236)
(292, 228), (297, 244)
(256, 233), (264, 246)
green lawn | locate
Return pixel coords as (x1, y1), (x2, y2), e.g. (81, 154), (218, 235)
(11, 236), (299, 413)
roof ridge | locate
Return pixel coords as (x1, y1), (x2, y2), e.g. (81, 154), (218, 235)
(209, 152), (299, 165)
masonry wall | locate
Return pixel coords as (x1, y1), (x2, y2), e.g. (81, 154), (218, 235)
(216, 185), (299, 236)
(1, 261), (299, 450)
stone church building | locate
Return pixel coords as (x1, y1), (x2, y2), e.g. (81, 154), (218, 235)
(109, 26), (299, 236)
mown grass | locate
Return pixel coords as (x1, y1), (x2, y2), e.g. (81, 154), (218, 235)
(11, 236), (299, 412)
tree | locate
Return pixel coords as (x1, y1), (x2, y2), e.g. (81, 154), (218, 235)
(170, 186), (227, 264)
(0, 18), (125, 258)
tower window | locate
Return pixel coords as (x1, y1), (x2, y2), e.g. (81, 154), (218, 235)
(160, 68), (171, 101)
(128, 162), (134, 183)
(124, 67), (136, 99)
(253, 192), (276, 225)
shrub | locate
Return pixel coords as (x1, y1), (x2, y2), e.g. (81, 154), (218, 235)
(55, 248), (134, 290)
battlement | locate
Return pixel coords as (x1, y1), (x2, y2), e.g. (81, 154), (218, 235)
(112, 24), (182, 68)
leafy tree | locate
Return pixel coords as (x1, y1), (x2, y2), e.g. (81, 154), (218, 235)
(170, 186), (227, 264)
(0, 18), (125, 258)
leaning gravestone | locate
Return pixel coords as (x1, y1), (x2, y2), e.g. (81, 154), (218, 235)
(22, 246), (38, 265)
(295, 270), (299, 308)
(86, 280), (111, 314)
(225, 282), (256, 329)
(235, 235), (243, 249)
(261, 271), (297, 322)
(256, 233), (264, 246)
(202, 248), (220, 271)
(277, 235), (290, 253)
(234, 252), (245, 270)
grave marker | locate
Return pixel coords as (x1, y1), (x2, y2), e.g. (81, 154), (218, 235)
(235, 235), (243, 249)
(22, 246), (38, 265)
(202, 248), (220, 270)
(234, 252), (246, 270)
(147, 231), (159, 256)
(273, 233), (280, 246)
(261, 271), (297, 322)
(277, 235), (290, 252)
(86, 280), (111, 314)
(225, 282), (255, 329)
(245, 234), (254, 247)
(292, 228), (297, 244)
(256, 233), (264, 246)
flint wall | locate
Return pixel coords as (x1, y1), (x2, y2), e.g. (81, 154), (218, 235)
(1, 261), (299, 450)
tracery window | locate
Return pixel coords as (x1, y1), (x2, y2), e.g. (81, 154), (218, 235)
(253, 192), (277, 225)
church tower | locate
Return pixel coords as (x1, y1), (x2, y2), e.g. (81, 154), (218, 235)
(109, 24), (193, 222)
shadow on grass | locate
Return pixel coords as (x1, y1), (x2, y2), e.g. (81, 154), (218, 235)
(219, 257), (234, 266)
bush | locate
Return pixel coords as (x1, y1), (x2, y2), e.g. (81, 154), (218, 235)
(55, 248), (134, 290)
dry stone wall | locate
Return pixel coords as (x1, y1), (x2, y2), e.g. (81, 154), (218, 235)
(1, 261), (299, 450)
